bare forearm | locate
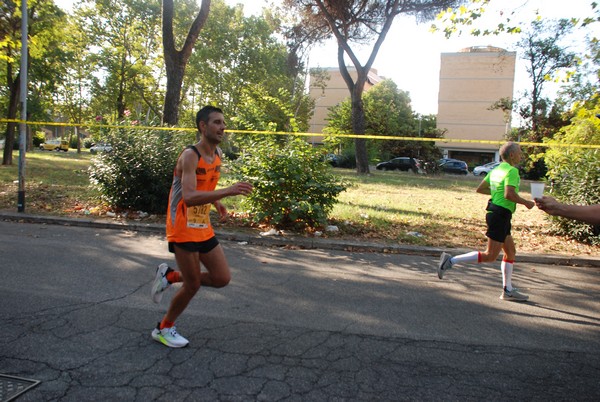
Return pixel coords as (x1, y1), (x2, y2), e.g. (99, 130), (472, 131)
(506, 192), (530, 206)
(549, 204), (600, 225)
(505, 187), (535, 209)
(184, 187), (235, 207)
(476, 180), (489, 195)
(183, 182), (253, 207)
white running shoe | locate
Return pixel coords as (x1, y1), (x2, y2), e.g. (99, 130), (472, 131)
(151, 324), (189, 348)
(437, 252), (453, 279)
(151, 263), (171, 304)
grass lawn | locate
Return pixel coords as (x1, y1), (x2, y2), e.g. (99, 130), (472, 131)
(327, 169), (596, 256)
(0, 149), (597, 256)
(0, 149), (99, 214)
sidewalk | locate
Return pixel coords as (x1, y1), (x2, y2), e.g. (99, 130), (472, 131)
(1, 210), (598, 268)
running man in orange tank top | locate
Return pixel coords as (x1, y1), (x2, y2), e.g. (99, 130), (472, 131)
(150, 105), (253, 348)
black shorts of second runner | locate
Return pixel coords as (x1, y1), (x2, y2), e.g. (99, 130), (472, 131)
(169, 236), (219, 254)
(485, 210), (512, 243)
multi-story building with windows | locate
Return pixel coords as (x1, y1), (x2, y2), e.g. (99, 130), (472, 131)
(436, 46), (516, 165)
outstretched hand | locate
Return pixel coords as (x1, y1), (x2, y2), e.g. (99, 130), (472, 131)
(535, 195), (558, 213)
(229, 182), (253, 197)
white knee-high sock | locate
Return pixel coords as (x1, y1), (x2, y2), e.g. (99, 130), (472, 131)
(501, 258), (514, 291)
(450, 251), (480, 265)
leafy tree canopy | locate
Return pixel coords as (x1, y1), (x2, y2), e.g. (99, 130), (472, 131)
(324, 78), (442, 163)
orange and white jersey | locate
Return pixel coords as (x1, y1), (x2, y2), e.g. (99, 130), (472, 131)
(166, 146), (221, 243)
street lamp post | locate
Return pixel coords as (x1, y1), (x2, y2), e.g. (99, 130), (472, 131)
(17, 0), (28, 213)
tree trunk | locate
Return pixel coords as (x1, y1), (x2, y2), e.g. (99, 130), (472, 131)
(117, 52), (127, 119)
(335, 48), (371, 174)
(313, 0), (400, 175)
(351, 83), (369, 174)
(162, 0), (211, 126)
(163, 62), (185, 125)
(2, 73), (20, 166)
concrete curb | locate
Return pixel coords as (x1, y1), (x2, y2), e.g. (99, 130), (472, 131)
(1, 211), (598, 268)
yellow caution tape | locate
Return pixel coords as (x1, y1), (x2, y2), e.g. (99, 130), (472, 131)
(0, 119), (195, 132)
(2, 119), (599, 149)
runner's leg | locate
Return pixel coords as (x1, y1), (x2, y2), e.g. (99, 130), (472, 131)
(198, 244), (231, 288)
(162, 246), (202, 324)
(479, 238), (503, 262)
(501, 235), (517, 290)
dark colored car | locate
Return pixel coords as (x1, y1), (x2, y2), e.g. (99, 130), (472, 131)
(438, 157), (459, 165)
(376, 157), (419, 173)
(324, 154), (339, 167)
(439, 159), (469, 175)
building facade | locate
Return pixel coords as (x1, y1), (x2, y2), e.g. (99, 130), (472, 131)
(436, 46), (516, 165)
(307, 67), (383, 145)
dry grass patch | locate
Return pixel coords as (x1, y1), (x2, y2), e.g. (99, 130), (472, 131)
(1, 152), (597, 257)
(327, 169), (597, 256)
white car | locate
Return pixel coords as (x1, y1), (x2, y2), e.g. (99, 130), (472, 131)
(473, 161), (500, 176)
(89, 143), (112, 154)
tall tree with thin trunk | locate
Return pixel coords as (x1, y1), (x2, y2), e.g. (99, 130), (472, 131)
(1, 0), (64, 165)
(282, 0), (462, 174)
(162, 0), (210, 125)
(516, 18), (576, 141)
(76, 0), (162, 121)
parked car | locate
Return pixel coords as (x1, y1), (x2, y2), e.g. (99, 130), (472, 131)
(90, 143), (113, 154)
(473, 161), (500, 176)
(439, 159), (469, 175)
(324, 153), (339, 167)
(39, 139), (69, 152)
(438, 157), (459, 165)
(376, 157), (419, 173)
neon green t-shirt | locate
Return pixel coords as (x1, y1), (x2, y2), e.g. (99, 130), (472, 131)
(484, 161), (520, 213)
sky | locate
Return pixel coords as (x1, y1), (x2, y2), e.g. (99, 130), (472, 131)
(232, 0), (598, 115)
(55, 0), (599, 115)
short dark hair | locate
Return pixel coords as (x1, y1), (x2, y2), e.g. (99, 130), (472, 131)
(196, 106), (223, 129)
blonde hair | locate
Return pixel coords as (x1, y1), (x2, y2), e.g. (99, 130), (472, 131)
(499, 142), (520, 161)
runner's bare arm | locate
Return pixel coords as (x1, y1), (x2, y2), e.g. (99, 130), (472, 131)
(476, 180), (490, 195)
(505, 185), (534, 209)
(180, 150), (253, 207)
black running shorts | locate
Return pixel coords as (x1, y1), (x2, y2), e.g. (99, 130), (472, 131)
(485, 200), (512, 243)
(169, 236), (219, 254)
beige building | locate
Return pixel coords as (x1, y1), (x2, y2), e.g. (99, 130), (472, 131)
(436, 46), (516, 165)
(307, 67), (383, 145)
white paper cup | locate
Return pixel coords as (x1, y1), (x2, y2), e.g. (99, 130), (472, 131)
(530, 182), (545, 200)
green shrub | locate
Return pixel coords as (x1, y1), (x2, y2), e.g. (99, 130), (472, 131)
(89, 127), (193, 214)
(228, 136), (348, 230)
(336, 148), (357, 169)
(544, 107), (600, 245)
(33, 131), (46, 147)
(83, 138), (94, 149)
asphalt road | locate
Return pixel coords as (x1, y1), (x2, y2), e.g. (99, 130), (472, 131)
(1, 219), (599, 401)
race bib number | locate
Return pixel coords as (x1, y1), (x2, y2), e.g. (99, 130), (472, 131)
(187, 204), (211, 228)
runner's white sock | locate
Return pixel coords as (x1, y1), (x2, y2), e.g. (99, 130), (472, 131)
(450, 251), (480, 265)
(502, 258), (514, 291)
